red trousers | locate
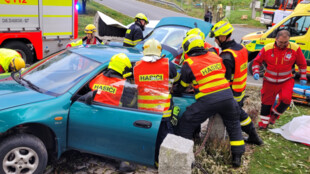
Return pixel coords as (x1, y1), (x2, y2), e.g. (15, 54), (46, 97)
(261, 78), (294, 105)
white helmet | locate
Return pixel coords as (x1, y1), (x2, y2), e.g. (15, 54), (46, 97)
(143, 38), (162, 57)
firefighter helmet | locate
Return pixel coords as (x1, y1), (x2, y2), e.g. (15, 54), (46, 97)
(143, 38), (162, 57)
(182, 34), (205, 54)
(10, 56), (25, 72)
(108, 53), (132, 78)
(84, 24), (96, 34)
(210, 20), (234, 38)
(135, 13), (149, 24)
(186, 28), (205, 40)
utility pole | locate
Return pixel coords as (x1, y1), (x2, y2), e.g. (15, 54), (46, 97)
(251, 0), (256, 19)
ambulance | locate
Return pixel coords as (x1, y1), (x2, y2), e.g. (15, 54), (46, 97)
(241, 0), (310, 75)
(0, 0), (78, 64)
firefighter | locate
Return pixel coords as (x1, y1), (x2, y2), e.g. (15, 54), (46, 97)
(174, 34), (245, 167)
(66, 24), (104, 47)
(252, 30), (307, 129)
(87, 53), (136, 108)
(210, 21), (263, 145)
(0, 48), (25, 74)
(175, 28), (219, 65)
(133, 38), (180, 166)
(123, 13), (149, 47)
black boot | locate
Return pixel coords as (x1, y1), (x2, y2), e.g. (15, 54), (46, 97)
(232, 153), (242, 167)
(245, 129), (263, 146)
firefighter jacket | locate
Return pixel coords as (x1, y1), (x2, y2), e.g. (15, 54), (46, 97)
(123, 22), (144, 47)
(89, 73), (126, 106)
(0, 49), (20, 73)
(67, 36), (104, 47)
(134, 58), (179, 117)
(220, 40), (248, 102)
(253, 42), (307, 83)
(173, 50), (232, 103)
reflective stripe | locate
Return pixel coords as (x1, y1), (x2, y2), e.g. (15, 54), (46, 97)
(138, 94), (171, 100)
(43, 0), (72, 6)
(138, 102), (170, 109)
(301, 75), (307, 78)
(262, 120), (269, 124)
(272, 108), (282, 115)
(234, 73), (247, 82)
(181, 80), (190, 87)
(223, 49), (237, 57)
(184, 58), (194, 65)
(174, 73), (180, 82)
(214, 22), (228, 32)
(234, 91), (245, 102)
(124, 38), (141, 46)
(264, 76), (291, 83)
(240, 116), (252, 126)
(200, 79), (228, 91)
(278, 70), (292, 76)
(266, 69), (277, 76)
(0, 14), (38, 17)
(192, 80), (198, 85)
(300, 69), (307, 73)
(260, 115), (270, 120)
(252, 65), (260, 69)
(163, 110), (172, 118)
(195, 87), (230, 99)
(232, 83), (246, 90)
(230, 140), (245, 146)
(197, 73), (226, 84)
(43, 32), (72, 36)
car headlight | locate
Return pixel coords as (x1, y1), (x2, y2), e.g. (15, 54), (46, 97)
(241, 40), (252, 46)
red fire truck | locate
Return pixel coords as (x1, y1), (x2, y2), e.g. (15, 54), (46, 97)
(0, 0), (78, 64)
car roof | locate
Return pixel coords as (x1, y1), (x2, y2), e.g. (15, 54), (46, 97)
(70, 45), (143, 64)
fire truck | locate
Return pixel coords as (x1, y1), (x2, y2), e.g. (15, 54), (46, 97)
(0, 0), (78, 64)
(260, 0), (302, 28)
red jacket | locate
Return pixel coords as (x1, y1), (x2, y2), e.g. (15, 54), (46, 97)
(252, 42), (307, 83)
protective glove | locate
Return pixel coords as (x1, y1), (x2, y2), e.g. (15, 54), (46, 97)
(171, 106), (180, 126)
(300, 80), (307, 86)
(253, 73), (259, 80)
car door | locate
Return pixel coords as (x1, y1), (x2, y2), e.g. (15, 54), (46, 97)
(67, 100), (162, 166)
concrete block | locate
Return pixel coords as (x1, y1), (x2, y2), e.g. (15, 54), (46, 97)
(158, 134), (194, 174)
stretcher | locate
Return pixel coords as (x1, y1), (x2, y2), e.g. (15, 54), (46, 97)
(292, 84), (310, 105)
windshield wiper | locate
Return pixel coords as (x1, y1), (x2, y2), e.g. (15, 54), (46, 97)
(20, 77), (42, 93)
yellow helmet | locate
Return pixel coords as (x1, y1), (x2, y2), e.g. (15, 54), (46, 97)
(135, 13), (149, 24)
(182, 34), (205, 54)
(210, 20), (234, 38)
(186, 28), (205, 40)
(108, 53), (132, 78)
(10, 56), (25, 72)
(143, 38), (162, 57)
(84, 24), (96, 34)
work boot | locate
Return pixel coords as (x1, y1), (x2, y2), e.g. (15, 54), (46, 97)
(245, 130), (264, 145)
(269, 114), (280, 125)
(258, 121), (268, 130)
(119, 161), (136, 173)
(232, 153), (242, 167)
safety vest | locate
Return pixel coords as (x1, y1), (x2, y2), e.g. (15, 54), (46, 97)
(185, 52), (230, 100)
(0, 49), (20, 73)
(223, 47), (248, 93)
(89, 74), (126, 106)
(134, 58), (171, 115)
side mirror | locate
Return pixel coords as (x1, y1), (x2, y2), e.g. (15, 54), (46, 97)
(85, 90), (97, 105)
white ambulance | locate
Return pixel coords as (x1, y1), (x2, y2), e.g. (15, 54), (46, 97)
(0, 0), (78, 64)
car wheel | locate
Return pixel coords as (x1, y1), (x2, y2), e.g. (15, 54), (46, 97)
(0, 134), (48, 174)
(248, 60), (266, 77)
(3, 41), (34, 64)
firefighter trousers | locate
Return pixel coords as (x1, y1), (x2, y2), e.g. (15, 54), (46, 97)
(178, 98), (245, 154)
(238, 98), (255, 135)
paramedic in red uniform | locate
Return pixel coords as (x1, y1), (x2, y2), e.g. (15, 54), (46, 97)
(252, 30), (307, 129)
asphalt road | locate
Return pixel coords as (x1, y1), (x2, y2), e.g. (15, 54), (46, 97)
(94, 0), (263, 86)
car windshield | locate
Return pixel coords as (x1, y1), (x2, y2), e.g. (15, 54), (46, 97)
(144, 25), (188, 49)
(21, 51), (100, 96)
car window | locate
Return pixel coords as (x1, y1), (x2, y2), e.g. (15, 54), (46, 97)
(22, 51), (100, 96)
(268, 16), (310, 38)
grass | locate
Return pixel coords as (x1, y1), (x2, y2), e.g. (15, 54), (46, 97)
(139, 0), (265, 28)
(77, 0), (133, 37)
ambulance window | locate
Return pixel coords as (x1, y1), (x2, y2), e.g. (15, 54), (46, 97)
(290, 16), (310, 37)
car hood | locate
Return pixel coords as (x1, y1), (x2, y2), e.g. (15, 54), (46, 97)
(0, 80), (55, 110)
(242, 30), (265, 40)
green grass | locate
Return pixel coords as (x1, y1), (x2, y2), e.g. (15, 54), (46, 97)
(249, 105), (310, 174)
(77, 0), (133, 37)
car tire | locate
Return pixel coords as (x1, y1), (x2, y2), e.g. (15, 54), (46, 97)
(3, 41), (34, 64)
(0, 134), (48, 174)
(248, 60), (266, 77)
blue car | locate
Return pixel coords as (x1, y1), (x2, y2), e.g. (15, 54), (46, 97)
(0, 45), (196, 173)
